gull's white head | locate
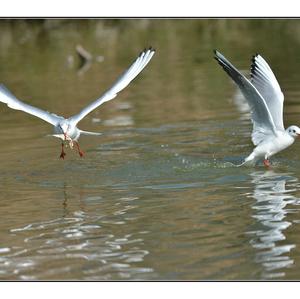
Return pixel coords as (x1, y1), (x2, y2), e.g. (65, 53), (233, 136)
(287, 125), (300, 138)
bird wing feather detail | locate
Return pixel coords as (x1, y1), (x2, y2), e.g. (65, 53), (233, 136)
(214, 50), (279, 146)
(68, 47), (155, 125)
(0, 84), (63, 125)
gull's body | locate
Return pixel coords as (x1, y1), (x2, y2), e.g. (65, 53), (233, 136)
(0, 47), (155, 159)
(214, 50), (300, 167)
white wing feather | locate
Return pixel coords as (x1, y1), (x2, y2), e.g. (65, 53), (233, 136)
(214, 50), (278, 146)
(0, 84), (63, 125)
(250, 54), (284, 131)
(69, 47), (155, 125)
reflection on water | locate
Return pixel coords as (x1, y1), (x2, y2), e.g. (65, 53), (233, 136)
(8, 217), (151, 280)
(247, 171), (300, 279)
(0, 187), (154, 280)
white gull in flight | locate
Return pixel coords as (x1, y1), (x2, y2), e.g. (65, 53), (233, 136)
(0, 47), (155, 159)
(214, 50), (300, 167)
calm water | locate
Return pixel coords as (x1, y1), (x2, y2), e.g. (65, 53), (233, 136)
(2, 19), (300, 280)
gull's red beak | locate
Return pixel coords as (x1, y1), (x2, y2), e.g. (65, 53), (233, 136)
(297, 133), (300, 139)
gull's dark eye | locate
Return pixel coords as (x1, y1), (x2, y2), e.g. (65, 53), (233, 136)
(293, 129), (296, 133)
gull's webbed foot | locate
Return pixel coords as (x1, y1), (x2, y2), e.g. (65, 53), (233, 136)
(60, 143), (66, 159)
(60, 152), (66, 159)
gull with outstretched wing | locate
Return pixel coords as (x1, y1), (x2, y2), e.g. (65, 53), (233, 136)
(214, 50), (300, 167)
(0, 47), (155, 159)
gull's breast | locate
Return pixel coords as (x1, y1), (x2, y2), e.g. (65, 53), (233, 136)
(67, 127), (80, 140)
(268, 132), (295, 155)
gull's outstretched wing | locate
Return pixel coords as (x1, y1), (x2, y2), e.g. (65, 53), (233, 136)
(250, 54), (284, 131)
(0, 84), (63, 125)
(214, 50), (278, 146)
(68, 47), (155, 125)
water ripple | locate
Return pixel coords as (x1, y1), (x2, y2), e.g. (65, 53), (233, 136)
(2, 205), (154, 280)
(246, 171), (300, 279)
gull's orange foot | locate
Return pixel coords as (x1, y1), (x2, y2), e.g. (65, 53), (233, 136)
(74, 141), (84, 158)
(263, 159), (270, 168)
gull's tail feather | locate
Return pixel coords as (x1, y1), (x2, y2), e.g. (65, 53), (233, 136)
(80, 130), (102, 136)
(49, 134), (65, 140)
(236, 152), (257, 167)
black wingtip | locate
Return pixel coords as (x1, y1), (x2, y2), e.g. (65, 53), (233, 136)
(250, 54), (260, 78)
(213, 50), (222, 64)
(139, 47), (156, 57)
(214, 56), (220, 63)
(251, 56), (256, 67)
(213, 49), (219, 57)
(251, 53), (259, 63)
(213, 50), (224, 63)
(149, 46), (156, 52)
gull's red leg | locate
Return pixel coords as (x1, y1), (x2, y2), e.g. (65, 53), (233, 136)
(263, 159), (270, 168)
(74, 141), (84, 157)
(60, 143), (66, 159)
